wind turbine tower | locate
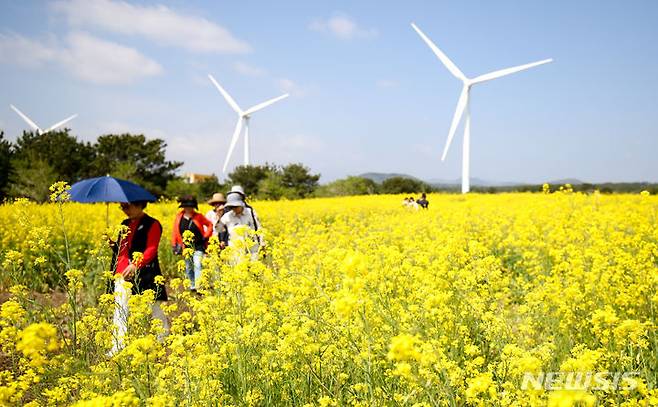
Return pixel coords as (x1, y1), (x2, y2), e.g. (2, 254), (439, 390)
(411, 23), (552, 193)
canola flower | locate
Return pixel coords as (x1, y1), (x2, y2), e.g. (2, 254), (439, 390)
(0, 189), (657, 405)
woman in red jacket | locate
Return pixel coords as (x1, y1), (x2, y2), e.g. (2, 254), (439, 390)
(108, 200), (168, 355)
(172, 195), (213, 291)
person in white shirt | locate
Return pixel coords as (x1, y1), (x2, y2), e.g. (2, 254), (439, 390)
(204, 193), (227, 240)
(220, 193), (262, 259)
(226, 185), (261, 230)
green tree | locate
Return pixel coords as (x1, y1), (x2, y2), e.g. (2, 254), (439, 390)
(110, 161), (140, 183)
(198, 175), (226, 201)
(9, 152), (58, 202)
(164, 178), (200, 200)
(165, 175), (226, 202)
(227, 164), (276, 197)
(258, 172), (293, 200)
(280, 163), (320, 198)
(380, 177), (429, 194)
(12, 130), (95, 183)
(315, 176), (377, 197)
(0, 131), (13, 199)
(90, 134), (182, 195)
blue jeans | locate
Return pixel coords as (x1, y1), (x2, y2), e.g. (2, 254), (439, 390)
(184, 250), (204, 290)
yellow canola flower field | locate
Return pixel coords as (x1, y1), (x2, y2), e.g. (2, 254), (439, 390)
(1, 191), (657, 406)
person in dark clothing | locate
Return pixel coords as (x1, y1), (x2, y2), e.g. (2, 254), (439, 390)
(107, 200), (168, 355)
(417, 193), (429, 209)
(171, 196), (213, 291)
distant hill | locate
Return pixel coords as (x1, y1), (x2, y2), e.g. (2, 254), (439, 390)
(426, 178), (521, 187)
(361, 173), (549, 187)
(546, 178), (585, 185)
(358, 173), (420, 183)
(361, 175), (523, 187)
(355, 173), (657, 192)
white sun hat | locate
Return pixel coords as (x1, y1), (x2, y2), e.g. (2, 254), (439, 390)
(225, 193), (245, 208)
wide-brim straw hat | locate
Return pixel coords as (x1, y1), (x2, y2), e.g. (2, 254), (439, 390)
(207, 193), (226, 205)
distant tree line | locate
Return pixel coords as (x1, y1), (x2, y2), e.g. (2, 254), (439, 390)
(315, 176), (431, 196)
(167, 163), (321, 201)
(169, 171), (435, 201)
(1, 129), (655, 202)
(314, 177), (658, 196)
(0, 129), (326, 202)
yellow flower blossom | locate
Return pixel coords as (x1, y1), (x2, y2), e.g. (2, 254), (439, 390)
(0, 193), (656, 405)
(16, 323), (59, 370)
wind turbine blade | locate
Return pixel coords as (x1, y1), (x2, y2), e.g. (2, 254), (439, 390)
(471, 58), (553, 84)
(222, 118), (244, 174)
(45, 114), (78, 133)
(243, 94), (289, 116)
(10, 104), (42, 133)
(208, 74), (242, 114)
(411, 23), (466, 81)
(442, 86), (469, 161)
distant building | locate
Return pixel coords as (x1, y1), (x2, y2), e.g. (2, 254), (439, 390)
(185, 173), (214, 184)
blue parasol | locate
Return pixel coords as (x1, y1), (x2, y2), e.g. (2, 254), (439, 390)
(69, 175), (157, 226)
(69, 175), (156, 203)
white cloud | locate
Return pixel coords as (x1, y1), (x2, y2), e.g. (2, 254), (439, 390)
(410, 142), (439, 159)
(254, 133), (329, 167)
(233, 61), (266, 77)
(279, 134), (326, 154)
(0, 31), (162, 85)
(309, 14), (377, 40)
(277, 78), (309, 98)
(62, 32), (162, 84)
(52, 0), (250, 54)
(376, 79), (398, 89)
(169, 135), (208, 158)
(0, 32), (57, 68)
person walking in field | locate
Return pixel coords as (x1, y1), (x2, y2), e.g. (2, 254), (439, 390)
(417, 193), (429, 209)
(108, 200), (169, 355)
(220, 193), (263, 260)
(226, 185), (260, 227)
(226, 185), (262, 239)
(172, 195), (213, 291)
(205, 192), (227, 243)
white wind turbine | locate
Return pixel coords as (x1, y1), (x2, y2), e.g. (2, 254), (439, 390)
(10, 104), (78, 135)
(208, 74), (289, 174)
(411, 23), (552, 193)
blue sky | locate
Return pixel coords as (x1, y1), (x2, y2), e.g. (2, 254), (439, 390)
(1, 1), (657, 183)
